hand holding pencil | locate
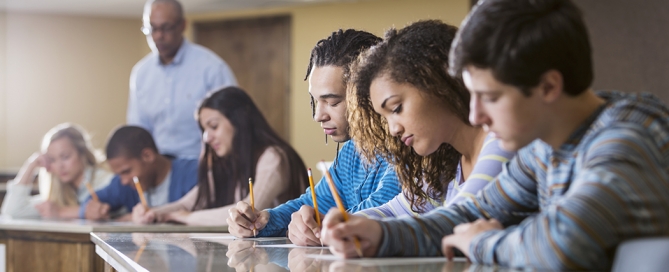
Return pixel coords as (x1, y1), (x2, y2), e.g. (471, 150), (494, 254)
(286, 168), (325, 246)
(320, 164), (383, 258)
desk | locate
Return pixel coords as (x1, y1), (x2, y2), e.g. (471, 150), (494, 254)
(92, 233), (508, 272)
(0, 218), (226, 272)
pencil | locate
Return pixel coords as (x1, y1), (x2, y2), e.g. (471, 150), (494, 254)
(249, 177), (256, 238)
(85, 182), (99, 202)
(133, 243), (147, 262)
(308, 168), (321, 227)
(322, 161), (363, 257)
(133, 176), (149, 209)
(308, 168), (323, 247)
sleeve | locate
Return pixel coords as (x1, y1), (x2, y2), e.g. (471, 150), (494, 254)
(446, 136), (515, 206)
(126, 66), (152, 132)
(375, 144), (541, 257)
(355, 191), (437, 219)
(1, 181), (42, 218)
(345, 159), (402, 212)
(469, 128), (669, 270)
(79, 177), (134, 218)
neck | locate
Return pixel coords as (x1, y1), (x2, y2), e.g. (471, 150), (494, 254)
(542, 89), (605, 149)
(159, 38), (183, 65)
(71, 167), (86, 188)
(151, 155), (172, 189)
(451, 126), (487, 161)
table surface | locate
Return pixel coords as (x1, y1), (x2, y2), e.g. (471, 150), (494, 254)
(0, 217), (227, 233)
(91, 232), (513, 272)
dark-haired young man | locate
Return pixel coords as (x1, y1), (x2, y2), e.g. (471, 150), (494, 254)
(321, 0), (669, 270)
(227, 29), (401, 246)
(80, 125), (198, 220)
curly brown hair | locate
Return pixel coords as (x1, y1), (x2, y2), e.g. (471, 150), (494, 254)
(348, 20), (471, 212)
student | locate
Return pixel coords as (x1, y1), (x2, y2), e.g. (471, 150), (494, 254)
(132, 86), (310, 225)
(1, 123), (113, 219)
(321, 0), (669, 270)
(227, 30), (401, 245)
(348, 20), (514, 219)
(81, 125), (198, 220)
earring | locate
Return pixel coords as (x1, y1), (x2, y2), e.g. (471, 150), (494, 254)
(325, 133), (328, 145)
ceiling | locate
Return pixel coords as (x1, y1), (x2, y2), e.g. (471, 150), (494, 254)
(0, 0), (358, 18)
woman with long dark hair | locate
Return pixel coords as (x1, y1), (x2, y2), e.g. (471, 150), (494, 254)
(133, 86), (309, 225)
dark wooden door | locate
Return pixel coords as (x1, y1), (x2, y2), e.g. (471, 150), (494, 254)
(194, 15), (292, 140)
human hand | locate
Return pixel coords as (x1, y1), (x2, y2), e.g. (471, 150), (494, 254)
(226, 240), (268, 272)
(131, 203), (156, 224)
(288, 205), (325, 246)
(320, 208), (381, 258)
(84, 199), (110, 220)
(441, 219), (503, 260)
(227, 201), (269, 237)
(35, 200), (60, 218)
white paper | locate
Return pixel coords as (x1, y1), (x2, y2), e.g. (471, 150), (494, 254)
(305, 254), (465, 266)
(189, 234), (287, 241)
(254, 244), (328, 249)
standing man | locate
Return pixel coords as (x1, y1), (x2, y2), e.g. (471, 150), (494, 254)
(128, 0), (237, 159)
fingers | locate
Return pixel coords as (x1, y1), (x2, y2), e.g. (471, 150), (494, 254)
(227, 217), (254, 238)
(441, 235), (456, 261)
(298, 206), (321, 238)
(288, 211), (321, 246)
(229, 202), (257, 230)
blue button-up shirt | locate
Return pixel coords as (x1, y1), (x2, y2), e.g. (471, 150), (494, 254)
(128, 39), (237, 159)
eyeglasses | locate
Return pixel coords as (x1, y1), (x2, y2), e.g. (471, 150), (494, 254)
(141, 23), (180, 35)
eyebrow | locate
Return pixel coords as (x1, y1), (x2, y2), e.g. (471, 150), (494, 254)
(319, 93), (344, 100)
(380, 95), (398, 109)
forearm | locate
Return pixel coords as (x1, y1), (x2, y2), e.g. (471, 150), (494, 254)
(58, 206), (81, 219)
(184, 206), (230, 226)
(376, 206), (470, 257)
(259, 195), (311, 237)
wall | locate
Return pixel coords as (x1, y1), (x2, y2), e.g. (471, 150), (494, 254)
(188, 0), (470, 178)
(576, 0), (669, 102)
(1, 12), (146, 170)
(0, 12), (7, 171)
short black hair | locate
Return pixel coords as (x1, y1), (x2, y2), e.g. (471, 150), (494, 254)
(105, 125), (159, 160)
(450, 0), (593, 96)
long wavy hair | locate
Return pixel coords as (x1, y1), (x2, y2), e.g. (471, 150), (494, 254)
(348, 20), (470, 212)
(193, 86), (309, 209)
(39, 123), (101, 206)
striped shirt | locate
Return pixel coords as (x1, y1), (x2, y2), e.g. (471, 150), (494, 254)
(356, 134), (514, 218)
(375, 91), (669, 270)
(259, 140), (401, 237)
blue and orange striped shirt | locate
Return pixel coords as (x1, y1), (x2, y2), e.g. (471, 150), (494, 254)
(375, 91), (669, 270)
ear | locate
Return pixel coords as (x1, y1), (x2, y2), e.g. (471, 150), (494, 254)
(537, 69), (564, 103)
(140, 148), (156, 163)
(178, 18), (187, 34)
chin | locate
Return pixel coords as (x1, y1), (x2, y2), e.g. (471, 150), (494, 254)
(331, 134), (351, 143)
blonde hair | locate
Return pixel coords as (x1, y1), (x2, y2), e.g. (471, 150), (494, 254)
(38, 123), (100, 206)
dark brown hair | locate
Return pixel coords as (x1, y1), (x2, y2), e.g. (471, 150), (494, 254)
(194, 86), (309, 209)
(348, 20), (470, 212)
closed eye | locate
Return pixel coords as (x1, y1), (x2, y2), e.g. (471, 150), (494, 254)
(392, 104), (403, 114)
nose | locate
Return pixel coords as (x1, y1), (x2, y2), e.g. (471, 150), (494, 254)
(203, 131), (212, 144)
(469, 96), (491, 127)
(387, 118), (404, 137)
(314, 103), (329, 123)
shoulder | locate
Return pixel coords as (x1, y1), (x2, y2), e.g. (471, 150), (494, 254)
(131, 53), (158, 74)
(91, 167), (114, 187)
(172, 158), (200, 174)
(187, 42), (226, 64)
(257, 146), (289, 167)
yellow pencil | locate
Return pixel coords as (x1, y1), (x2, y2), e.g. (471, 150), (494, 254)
(308, 168), (323, 247)
(308, 168), (321, 227)
(133, 176), (149, 209)
(322, 161), (363, 257)
(85, 182), (99, 202)
(249, 177), (257, 238)
(133, 243), (147, 262)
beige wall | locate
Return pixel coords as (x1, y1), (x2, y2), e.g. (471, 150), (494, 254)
(188, 0), (469, 179)
(0, 12), (7, 170)
(1, 12), (146, 170)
